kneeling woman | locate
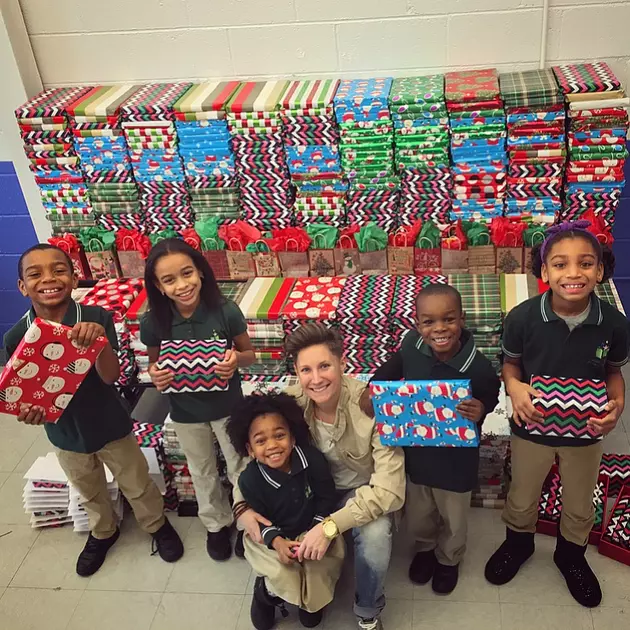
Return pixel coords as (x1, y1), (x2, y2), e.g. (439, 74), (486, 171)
(227, 393), (345, 629)
(235, 324), (406, 630)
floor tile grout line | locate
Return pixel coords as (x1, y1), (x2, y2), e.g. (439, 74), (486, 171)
(5, 527), (43, 589)
(148, 590), (167, 630)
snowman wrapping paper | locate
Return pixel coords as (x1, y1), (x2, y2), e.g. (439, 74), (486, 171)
(0, 318), (107, 423)
(370, 380), (478, 447)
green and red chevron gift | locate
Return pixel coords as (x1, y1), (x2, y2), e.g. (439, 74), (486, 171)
(599, 453), (630, 497)
(158, 339), (228, 393)
(529, 376), (608, 440)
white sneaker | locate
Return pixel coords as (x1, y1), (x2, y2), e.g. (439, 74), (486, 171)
(358, 618), (383, 630)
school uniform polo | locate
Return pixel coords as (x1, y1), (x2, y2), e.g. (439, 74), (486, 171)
(502, 291), (629, 448)
(238, 445), (337, 548)
(3, 300), (131, 454)
(371, 329), (501, 493)
(140, 299), (247, 423)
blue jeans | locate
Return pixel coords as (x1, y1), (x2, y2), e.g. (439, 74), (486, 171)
(337, 490), (393, 620)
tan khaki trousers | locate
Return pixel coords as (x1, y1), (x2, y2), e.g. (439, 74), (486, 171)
(244, 532), (345, 613)
(56, 433), (165, 539)
(406, 482), (472, 566)
(503, 434), (603, 546)
(172, 417), (247, 533)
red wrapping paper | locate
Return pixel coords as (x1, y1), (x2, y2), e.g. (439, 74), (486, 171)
(281, 277), (347, 320)
(0, 318), (107, 423)
(78, 279), (145, 324)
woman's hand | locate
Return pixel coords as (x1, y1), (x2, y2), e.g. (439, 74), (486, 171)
(237, 508), (271, 544)
(272, 537), (300, 565)
(215, 349), (238, 380)
(296, 523), (331, 562)
(588, 400), (620, 436)
(508, 380), (543, 427)
(148, 362), (174, 392)
(456, 398), (485, 423)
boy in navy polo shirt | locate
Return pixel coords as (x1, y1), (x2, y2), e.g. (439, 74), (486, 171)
(362, 284), (500, 594)
(4, 244), (183, 576)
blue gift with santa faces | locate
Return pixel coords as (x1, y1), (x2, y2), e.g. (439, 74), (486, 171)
(369, 380), (478, 447)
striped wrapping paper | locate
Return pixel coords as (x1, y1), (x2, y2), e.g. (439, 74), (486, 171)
(225, 81), (289, 113)
(15, 87), (93, 119)
(236, 277), (296, 320)
(500, 273), (541, 314)
(173, 81), (239, 115)
(68, 85), (141, 118)
(281, 79), (339, 111)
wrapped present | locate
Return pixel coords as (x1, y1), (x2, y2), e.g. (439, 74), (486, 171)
(500, 273), (541, 314)
(599, 484), (630, 566)
(158, 339), (228, 393)
(537, 464), (609, 545)
(600, 453), (630, 497)
(78, 278), (144, 323)
(528, 376), (607, 440)
(0, 318), (107, 423)
(369, 380), (477, 447)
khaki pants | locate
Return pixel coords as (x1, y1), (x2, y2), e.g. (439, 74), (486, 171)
(172, 417), (247, 533)
(406, 482), (472, 566)
(56, 433), (165, 539)
(503, 434), (603, 546)
(244, 532), (345, 613)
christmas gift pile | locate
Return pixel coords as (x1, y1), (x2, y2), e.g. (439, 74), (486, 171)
(553, 62), (628, 227)
(124, 287), (149, 382)
(336, 274), (397, 373)
(226, 81), (293, 231)
(69, 473), (122, 533)
(281, 276), (346, 339)
(500, 69), (565, 223)
(281, 80), (346, 227)
(446, 69), (507, 223)
(163, 416), (197, 509)
(23, 453), (71, 528)
(68, 85), (142, 232)
(448, 274), (503, 372)
(389, 75), (452, 226)
(173, 81), (241, 226)
(121, 82), (193, 234)
(600, 484), (630, 566)
(335, 79), (398, 232)
(15, 86), (94, 234)
(235, 277), (295, 375)
(390, 274), (447, 350)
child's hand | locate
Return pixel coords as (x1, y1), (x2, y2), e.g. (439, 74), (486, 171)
(359, 388), (375, 418)
(215, 348), (238, 380)
(272, 537), (299, 565)
(588, 400), (620, 436)
(148, 362), (174, 392)
(17, 403), (46, 425)
(456, 398), (485, 423)
(71, 322), (106, 349)
(508, 380), (544, 427)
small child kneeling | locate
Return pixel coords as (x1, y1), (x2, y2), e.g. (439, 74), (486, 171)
(227, 393), (345, 630)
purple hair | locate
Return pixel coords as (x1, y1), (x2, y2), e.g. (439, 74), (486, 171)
(540, 220), (602, 263)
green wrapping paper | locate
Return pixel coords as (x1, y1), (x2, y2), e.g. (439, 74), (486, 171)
(306, 224), (338, 248)
(356, 224), (388, 252)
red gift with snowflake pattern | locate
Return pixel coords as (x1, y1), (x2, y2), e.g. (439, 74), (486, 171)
(0, 318), (107, 423)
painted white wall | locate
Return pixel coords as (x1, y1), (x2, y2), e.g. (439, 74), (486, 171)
(0, 3), (49, 241)
(18, 0), (630, 88)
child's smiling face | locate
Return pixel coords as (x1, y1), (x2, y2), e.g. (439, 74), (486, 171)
(154, 252), (203, 312)
(246, 412), (295, 473)
(19, 248), (76, 309)
(416, 293), (464, 362)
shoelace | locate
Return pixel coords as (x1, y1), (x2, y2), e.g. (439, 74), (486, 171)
(151, 537), (159, 556)
(358, 619), (380, 630)
(82, 536), (106, 559)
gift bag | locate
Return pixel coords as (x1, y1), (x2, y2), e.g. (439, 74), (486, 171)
(524, 230), (546, 274)
(387, 230), (415, 276)
(51, 236), (91, 280)
(278, 240), (310, 277)
(308, 234), (336, 277)
(116, 233), (148, 278)
(226, 239), (256, 280)
(414, 237), (442, 274)
(200, 238), (230, 280)
(468, 234), (496, 274)
(359, 240), (388, 275)
(334, 234), (362, 276)
(85, 239), (121, 280)
(496, 233), (523, 274)
(441, 238), (468, 274)
(252, 241), (281, 278)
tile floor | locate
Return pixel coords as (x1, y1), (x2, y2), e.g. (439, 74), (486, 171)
(1, 387), (630, 630)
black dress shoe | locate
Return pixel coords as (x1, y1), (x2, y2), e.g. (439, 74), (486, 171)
(76, 528), (120, 577)
(432, 562), (459, 594)
(485, 528), (535, 585)
(554, 532), (602, 608)
(298, 607), (323, 627)
(206, 527), (232, 561)
(408, 550), (437, 585)
(151, 518), (184, 562)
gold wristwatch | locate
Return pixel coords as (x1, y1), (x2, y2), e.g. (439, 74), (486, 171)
(322, 517), (339, 540)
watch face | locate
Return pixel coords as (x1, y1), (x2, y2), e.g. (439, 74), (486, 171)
(323, 521), (337, 537)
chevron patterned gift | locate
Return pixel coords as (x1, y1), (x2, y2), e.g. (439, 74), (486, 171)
(344, 334), (394, 373)
(528, 376), (607, 440)
(536, 465), (609, 544)
(599, 485), (630, 565)
(158, 339), (229, 393)
(599, 453), (630, 497)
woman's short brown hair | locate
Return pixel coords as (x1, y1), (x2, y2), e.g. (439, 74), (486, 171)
(285, 323), (344, 360)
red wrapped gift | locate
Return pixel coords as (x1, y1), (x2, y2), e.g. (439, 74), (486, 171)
(79, 278), (145, 324)
(281, 277), (346, 322)
(0, 318), (107, 423)
(48, 233), (91, 280)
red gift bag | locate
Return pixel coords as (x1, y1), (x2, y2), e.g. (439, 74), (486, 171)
(200, 238), (230, 280)
(414, 237), (442, 274)
(49, 235), (91, 280)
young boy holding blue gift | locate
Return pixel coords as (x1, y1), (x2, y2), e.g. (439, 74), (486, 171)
(360, 284), (500, 594)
